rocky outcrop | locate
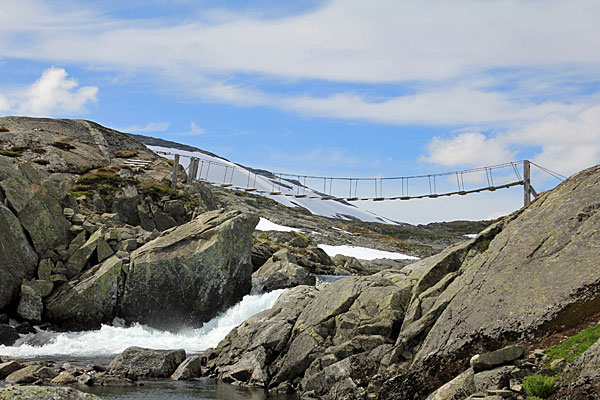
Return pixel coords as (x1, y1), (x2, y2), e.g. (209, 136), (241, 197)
(252, 249), (315, 292)
(108, 346), (186, 379)
(379, 165), (600, 399)
(120, 209), (258, 329)
(0, 324), (20, 346)
(204, 165), (600, 399)
(204, 270), (412, 396)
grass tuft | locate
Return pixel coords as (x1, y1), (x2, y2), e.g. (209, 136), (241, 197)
(523, 374), (556, 398)
(545, 323), (600, 364)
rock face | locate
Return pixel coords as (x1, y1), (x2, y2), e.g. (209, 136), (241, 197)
(0, 202), (38, 310)
(108, 346), (186, 379)
(252, 249), (316, 292)
(379, 165), (600, 398)
(120, 209), (258, 329)
(0, 324), (20, 346)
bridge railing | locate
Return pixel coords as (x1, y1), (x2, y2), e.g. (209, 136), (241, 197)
(158, 151), (555, 206)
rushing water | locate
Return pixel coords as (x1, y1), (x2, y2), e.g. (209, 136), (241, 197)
(0, 289), (296, 399)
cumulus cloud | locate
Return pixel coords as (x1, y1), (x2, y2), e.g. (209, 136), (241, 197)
(0, 94), (11, 112)
(423, 105), (600, 176)
(17, 67), (98, 115)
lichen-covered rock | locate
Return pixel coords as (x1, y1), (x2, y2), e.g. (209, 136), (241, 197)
(120, 209), (258, 329)
(0, 360), (23, 379)
(0, 174), (70, 256)
(0, 385), (99, 399)
(252, 249), (315, 292)
(16, 280), (53, 323)
(108, 346), (186, 379)
(0, 202), (38, 311)
(44, 256), (125, 330)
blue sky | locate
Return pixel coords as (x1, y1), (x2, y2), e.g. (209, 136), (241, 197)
(1, 0), (599, 223)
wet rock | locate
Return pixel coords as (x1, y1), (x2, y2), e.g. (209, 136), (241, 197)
(108, 346), (186, 379)
(51, 371), (79, 384)
(0, 324), (20, 346)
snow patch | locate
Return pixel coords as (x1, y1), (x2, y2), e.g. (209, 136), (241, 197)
(318, 244), (419, 261)
(256, 218), (301, 232)
(464, 233), (478, 239)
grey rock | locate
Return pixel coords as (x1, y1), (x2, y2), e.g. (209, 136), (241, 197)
(171, 356), (203, 380)
(121, 209), (258, 329)
(252, 249), (315, 292)
(470, 346), (525, 372)
(0, 360), (23, 379)
(0, 323), (20, 346)
(0, 202), (38, 311)
(108, 346), (186, 379)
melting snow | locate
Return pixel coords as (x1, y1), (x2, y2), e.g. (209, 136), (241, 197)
(256, 218), (301, 232)
(318, 244), (419, 261)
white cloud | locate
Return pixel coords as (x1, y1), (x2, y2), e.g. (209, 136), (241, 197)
(177, 122), (205, 136)
(0, 94), (11, 111)
(122, 121), (170, 133)
(422, 132), (515, 167)
(14, 67), (98, 116)
(423, 105), (600, 176)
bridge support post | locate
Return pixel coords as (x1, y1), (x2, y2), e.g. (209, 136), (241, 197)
(171, 154), (180, 188)
(523, 159), (531, 206)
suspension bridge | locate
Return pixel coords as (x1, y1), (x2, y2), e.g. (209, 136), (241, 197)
(152, 151), (566, 207)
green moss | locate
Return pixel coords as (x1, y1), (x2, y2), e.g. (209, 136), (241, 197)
(139, 182), (198, 208)
(523, 374), (556, 398)
(545, 323), (600, 364)
(0, 150), (21, 157)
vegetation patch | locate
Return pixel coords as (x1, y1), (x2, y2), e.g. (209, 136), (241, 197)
(10, 145), (28, 152)
(139, 182), (198, 208)
(0, 126), (9, 132)
(0, 150), (21, 157)
(33, 159), (50, 165)
(52, 141), (76, 151)
(545, 323), (600, 364)
(70, 171), (137, 208)
(115, 150), (138, 158)
(32, 147), (47, 154)
(523, 374), (556, 399)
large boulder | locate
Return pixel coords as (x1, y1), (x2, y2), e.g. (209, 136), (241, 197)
(108, 346), (186, 379)
(379, 165), (600, 399)
(252, 249), (316, 292)
(44, 256), (125, 330)
(0, 202), (38, 310)
(120, 209), (258, 329)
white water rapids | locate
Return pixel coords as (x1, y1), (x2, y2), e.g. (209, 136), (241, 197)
(0, 289), (285, 358)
